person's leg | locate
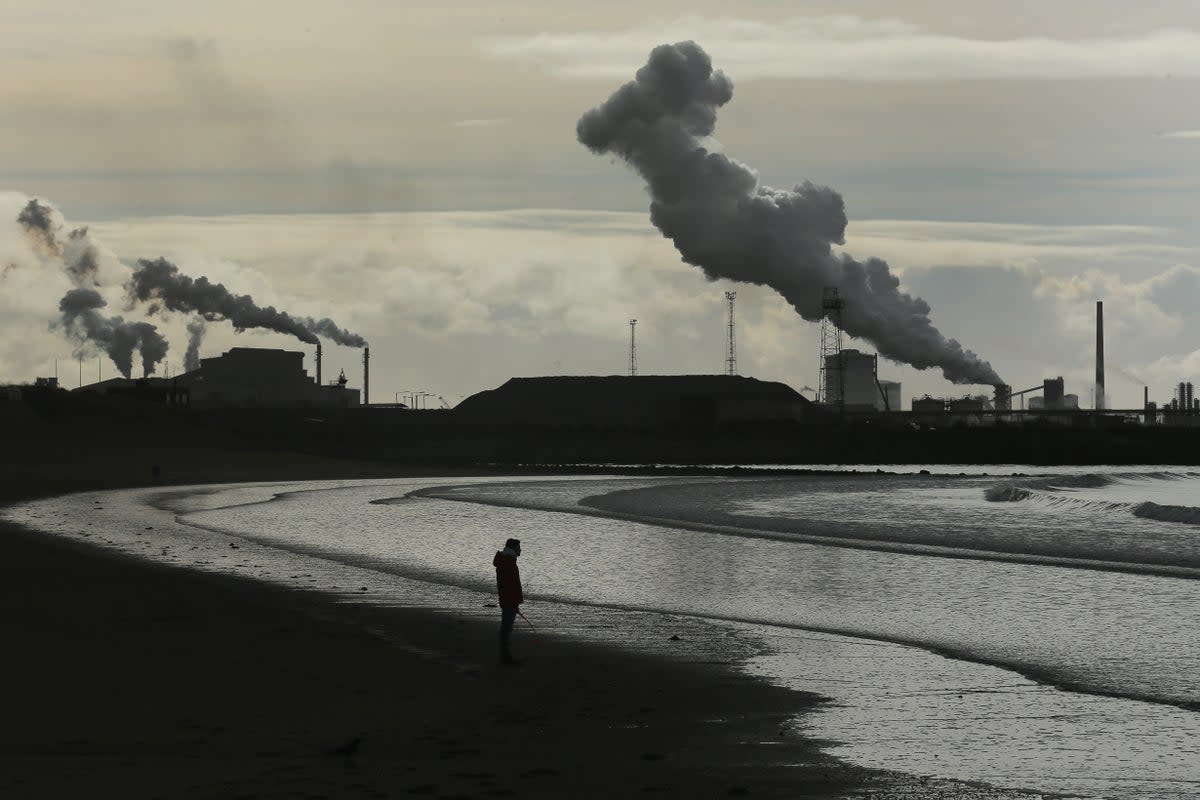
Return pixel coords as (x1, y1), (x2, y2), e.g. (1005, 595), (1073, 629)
(499, 605), (517, 663)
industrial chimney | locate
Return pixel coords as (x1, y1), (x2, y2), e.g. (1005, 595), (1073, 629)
(1095, 300), (1105, 410)
(315, 343), (322, 386)
(362, 345), (370, 407)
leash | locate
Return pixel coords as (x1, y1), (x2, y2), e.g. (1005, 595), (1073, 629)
(517, 609), (535, 629)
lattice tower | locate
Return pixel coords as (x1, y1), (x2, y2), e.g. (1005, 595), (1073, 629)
(818, 287), (845, 409)
(725, 292), (737, 376)
(629, 319), (638, 376)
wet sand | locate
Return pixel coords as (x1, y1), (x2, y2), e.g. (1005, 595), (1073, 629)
(1, 515), (859, 799)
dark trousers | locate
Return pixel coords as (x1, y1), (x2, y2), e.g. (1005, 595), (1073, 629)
(499, 605), (517, 660)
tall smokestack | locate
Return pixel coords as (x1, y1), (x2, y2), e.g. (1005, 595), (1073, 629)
(362, 345), (370, 407)
(316, 342), (322, 386)
(1095, 300), (1105, 410)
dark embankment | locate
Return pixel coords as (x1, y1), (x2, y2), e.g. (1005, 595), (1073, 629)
(6, 388), (1199, 509)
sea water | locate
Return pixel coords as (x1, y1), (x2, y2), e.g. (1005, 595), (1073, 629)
(5, 467), (1199, 799)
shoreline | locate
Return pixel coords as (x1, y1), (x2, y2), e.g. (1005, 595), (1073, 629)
(1, 473), (1052, 799)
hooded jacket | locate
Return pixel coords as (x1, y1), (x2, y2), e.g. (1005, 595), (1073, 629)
(493, 547), (523, 607)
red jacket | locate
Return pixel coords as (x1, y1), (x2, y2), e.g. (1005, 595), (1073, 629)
(493, 549), (523, 607)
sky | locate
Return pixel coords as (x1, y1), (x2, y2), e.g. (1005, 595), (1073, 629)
(3, 0), (1200, 408)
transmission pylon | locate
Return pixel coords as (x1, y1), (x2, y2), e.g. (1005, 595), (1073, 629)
(724, 291), (737, 376)
(629, 319), (638, 376)
(818, 287), (845, 411)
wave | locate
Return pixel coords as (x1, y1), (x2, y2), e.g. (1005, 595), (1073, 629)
(984, 473), (1116, 501)
(1134, 501), (1200, 525)
(409, 483), (1200, 580)
(984, 471), (1200, 526)
(403, 480), (1200, 713)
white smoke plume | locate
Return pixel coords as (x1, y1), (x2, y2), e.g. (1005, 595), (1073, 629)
(184, 318), (207, 372)
(577, 41), (1002, 385)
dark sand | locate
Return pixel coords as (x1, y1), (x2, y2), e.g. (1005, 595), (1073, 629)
(0, 452), (1050, 799)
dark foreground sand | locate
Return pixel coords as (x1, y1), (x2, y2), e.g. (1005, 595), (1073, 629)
(0, 472), (1050, 799)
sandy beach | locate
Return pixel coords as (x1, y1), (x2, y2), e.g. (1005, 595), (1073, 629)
(1, 514), (858, 799)
(0, 441), (1051, 799)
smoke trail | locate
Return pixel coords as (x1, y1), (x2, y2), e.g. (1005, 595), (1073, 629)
(16, 198), (101, 286)
(62, 227), (101, 287)
(577, 42), (1002, 385)
(128, 257), (318, 344)
(58, 288), (169, 378)
(16, 198), (163, 376)
(184, 318), (206, 372)
(127, 257), (365, 347)
(1111, 365), (1144, 386)
(16, 199), (59, 256)
(301, 316), (366, 347)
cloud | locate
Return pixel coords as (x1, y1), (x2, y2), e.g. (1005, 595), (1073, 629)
(451, 119), (507, 128)
(843, 219), (1189, 275)
(1161, 130), (1200, 139)
(480, 17), (1200, 81)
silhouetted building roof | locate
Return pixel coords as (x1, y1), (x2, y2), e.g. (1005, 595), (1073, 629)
(75, 348), (359, 409)
(176, 348), (359, 409)
(454, 375), (815, 426)
(73, 376), (188, 406)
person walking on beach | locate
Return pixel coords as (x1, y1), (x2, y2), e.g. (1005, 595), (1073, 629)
(493, 538), (524, 665)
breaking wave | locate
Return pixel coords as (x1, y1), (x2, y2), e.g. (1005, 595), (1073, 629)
(1134, 501), (1200, 526)
(985, 472), (1200, 526)
(984, 474), (1116, 502)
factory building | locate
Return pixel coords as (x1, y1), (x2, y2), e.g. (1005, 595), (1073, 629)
(1029, 393), (1078, 411)
(76, 347), (359, 409)
(179, 348), (359, 409)
(912, 396), (946, 413)
(454, 375), (815, 427)
(1021, 377), (1077, 411)
(824, 350), (901, 411)
(948, 397), (985, 414)
(1043, 377), (1064, 409)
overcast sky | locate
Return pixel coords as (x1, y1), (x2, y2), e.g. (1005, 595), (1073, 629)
(4, 0), (1200, 408)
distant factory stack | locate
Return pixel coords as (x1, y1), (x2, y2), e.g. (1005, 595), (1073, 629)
(315, 342), (322, 386)
(724, 292), (737, 376)
(363, 345), (370, 407)
(629, 319), (638, 377)
(1096, 300), (1105, 410)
